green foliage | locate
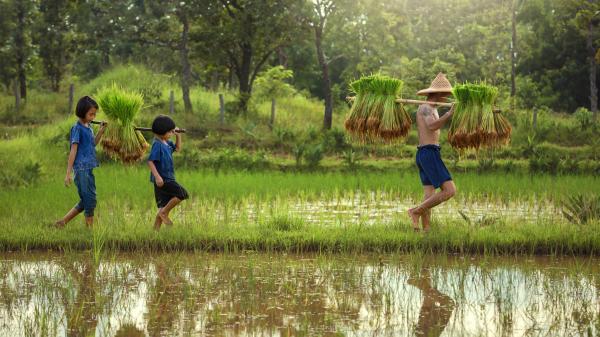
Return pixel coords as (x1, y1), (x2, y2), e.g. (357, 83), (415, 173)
(262, 214), (305, 232)
(303, 144), (324, 169)
(175, 148), (270, 172)
(562, 194), (600, 224)
(573, 107), (594, 130)
(253, 66), (295, 102)
(341, 149), (361, 168)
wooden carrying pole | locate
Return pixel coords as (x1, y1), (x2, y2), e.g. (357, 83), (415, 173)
(90, 120), (186, 133)
(346, 97), (501, 112)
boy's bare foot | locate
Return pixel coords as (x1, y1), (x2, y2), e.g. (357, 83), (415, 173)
(408, 208), (421, 231)
(53, 220), (65, 228)
(158, 211), (173, 226)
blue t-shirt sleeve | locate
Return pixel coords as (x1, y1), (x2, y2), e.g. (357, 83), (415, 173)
(70, 126), (81, 145)
(148, 143), (161, 162)
(167, 140), (176, 153)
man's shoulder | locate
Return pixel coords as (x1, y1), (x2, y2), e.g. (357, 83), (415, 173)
(417, 104), (435, 116)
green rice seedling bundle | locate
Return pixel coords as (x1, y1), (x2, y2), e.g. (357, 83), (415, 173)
(493, 112), (512, 146)
(344, 74), (410, 143)
(97, 84), (148, 163)
(448, 82), (510, 149)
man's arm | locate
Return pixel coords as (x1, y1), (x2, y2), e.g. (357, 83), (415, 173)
(424, 104), (454, 131)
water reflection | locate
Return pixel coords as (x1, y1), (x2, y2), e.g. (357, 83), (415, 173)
(0, 253), (598, 336)
(408, 267), (455, 337)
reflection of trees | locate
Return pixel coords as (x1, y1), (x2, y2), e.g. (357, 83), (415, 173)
(408, 267), (455, 337)
(146, 259), (186, 336)
(58, 257), (99, 337)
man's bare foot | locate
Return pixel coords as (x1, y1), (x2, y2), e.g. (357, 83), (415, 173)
(158, 211), (173, 226)
(408, 208), (421, 231)
(53, 220), (65, 228)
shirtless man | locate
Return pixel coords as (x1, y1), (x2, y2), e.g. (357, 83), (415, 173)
(408, 73), (457, 232)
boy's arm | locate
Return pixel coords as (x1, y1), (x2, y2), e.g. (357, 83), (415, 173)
(174, 128), (182, 152)
(94, 122), (108, 145)
(424, 104), (454, 131)
(65, 144), (78, 186)
(148, 160), (164, 187)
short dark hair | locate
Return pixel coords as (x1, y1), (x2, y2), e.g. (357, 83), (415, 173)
(152, 115), (176, 135)
(75, 96), (99, 119)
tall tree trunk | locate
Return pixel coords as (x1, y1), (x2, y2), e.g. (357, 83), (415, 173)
(15, 1), (27, 100)
(237, 43), (253, 113)
(228, 66), (234, 90)
(315, 24), (333, 130)
(179, 12), (193, 113)
(588, 21), (598, 114)
(510, 0), (517, 99)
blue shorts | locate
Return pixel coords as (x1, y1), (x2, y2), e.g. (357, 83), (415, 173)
(416, 145), (452, 189)
(73, 169), (96, 217)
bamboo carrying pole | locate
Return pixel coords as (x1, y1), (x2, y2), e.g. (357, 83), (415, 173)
(90, 120), (186, 133)
(346, 97), (502, 113)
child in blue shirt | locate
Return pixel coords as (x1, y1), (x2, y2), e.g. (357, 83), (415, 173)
(55, 96), (107, 228)
(148, 115), (188, 230)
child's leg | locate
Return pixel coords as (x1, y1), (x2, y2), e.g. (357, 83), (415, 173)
(85, 216), (94, 227)
(158, 197), (181, 225)
(55, 207), (83, 227)
(75, 169), (97, 228)
(154, 208), (164, 230)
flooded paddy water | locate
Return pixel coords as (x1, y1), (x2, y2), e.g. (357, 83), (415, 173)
(177, 191), (561, 226)
(1, 252), (598, 336)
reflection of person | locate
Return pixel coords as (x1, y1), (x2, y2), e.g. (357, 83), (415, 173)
(63, 259), (99, 337)
(146, 260), (185, 336)
(114, 324), (144, 337)
(408, 73), (456, 232)
(407, 268), (455, 337)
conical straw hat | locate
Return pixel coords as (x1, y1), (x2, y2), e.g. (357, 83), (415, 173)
(417, 73), (453, 96)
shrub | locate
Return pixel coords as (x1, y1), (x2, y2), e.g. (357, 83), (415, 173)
(303, 144), (324, 168)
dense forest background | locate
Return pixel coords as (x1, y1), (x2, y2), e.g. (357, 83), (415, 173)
(0, 0), (598, 126)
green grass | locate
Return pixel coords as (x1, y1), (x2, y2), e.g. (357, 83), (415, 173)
(1, 165), (599, 254)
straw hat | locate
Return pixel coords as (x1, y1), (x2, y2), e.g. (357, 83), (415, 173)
(417, 73), (453, 96)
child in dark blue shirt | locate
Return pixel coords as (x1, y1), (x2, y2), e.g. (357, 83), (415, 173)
(55, 96), (107, 228)
(148, 115), (188, 230)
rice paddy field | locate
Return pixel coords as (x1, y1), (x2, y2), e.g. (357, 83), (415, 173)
(1, 67), (599, 336)
(0, 165), (599, 255)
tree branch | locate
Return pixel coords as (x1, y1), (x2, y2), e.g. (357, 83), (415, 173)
(250, 48), (277, 86)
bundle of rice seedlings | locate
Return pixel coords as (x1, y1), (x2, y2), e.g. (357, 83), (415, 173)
(97, 84), (148, 163)
(344, 74), (410, 143)
(493, 112), (512, 146)
(448, 82), (509, 150)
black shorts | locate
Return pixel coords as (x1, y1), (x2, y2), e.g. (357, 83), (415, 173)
(154, 180), (189, 208)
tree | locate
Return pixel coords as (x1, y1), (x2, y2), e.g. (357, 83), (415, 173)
(566, 0), (600, 114)
(140, 0), (210, 113)
(13, 0), (35, 99)
(202, 0), (305, 113)
(35, 0), (74, 92)
(0, 0), (15, 91)
(253, 65), (295, 128)
(311, 0), (336, 130)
